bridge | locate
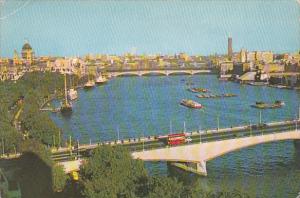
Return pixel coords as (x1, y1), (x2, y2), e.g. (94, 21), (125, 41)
(51, 119), (300, 175)
(107, 69), (212, 77)
(132, 130), (300, 176)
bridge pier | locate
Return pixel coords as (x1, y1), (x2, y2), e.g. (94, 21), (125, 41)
(170, 161), (207, 176)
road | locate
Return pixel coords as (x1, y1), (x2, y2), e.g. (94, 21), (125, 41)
(51, 120), (300, 162)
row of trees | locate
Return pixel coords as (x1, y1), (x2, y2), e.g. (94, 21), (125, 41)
(62, 146), (248, 198)
(0, 72), (69, 196)
(0, 72), (65, 154)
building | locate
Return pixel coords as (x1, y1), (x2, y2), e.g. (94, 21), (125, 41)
(13, 50), (21, 66)
(21, 41), (34, 65)
(219, 61), (233, 74)
(262, 63), (284, 73)
(246, 51), (255, 62)
(261, 51), (273, 63)
(232, 62), (250, 76)
(240, 49), (247, 63)
(228, 37), (233, 61)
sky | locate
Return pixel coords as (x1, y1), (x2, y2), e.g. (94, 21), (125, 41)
(0, 0), (299, 57)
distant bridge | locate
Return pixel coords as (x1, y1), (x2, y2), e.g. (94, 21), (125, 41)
(107, 69), (212, 77)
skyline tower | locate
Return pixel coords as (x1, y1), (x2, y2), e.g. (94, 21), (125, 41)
(228, 37), (232, 61)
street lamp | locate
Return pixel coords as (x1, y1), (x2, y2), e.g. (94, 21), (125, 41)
(199, 125), (202, 143)
(259, 110), (262, 124)
(117, 126), (120, 142)
(217, 115), (220, 131)
(142, 131), (145, 151)
(249, 121), (252, 136)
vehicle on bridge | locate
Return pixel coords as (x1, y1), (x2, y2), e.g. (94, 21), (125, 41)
(168, 133), (186, 145)
(251, 123), (268, 130)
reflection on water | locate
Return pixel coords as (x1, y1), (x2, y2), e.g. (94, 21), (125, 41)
(51, 75), (300, 197)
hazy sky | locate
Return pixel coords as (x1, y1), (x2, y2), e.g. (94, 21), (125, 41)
(0, 0), (299, 57)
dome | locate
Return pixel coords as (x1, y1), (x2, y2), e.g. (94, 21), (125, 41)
(22, 42), (32, 51)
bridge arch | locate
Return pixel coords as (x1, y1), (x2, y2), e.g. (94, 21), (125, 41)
(141, 71), (167, 76)
(113, 72), (140, 77)
(192, 70), (211, 75)
(168, 71), (193, 76)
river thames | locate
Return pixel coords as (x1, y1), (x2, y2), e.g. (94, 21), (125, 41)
(51, 75), (300, 197)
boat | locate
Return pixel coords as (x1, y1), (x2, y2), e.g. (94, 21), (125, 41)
(84, 74), (95, 89)
(67, 76), (78, 100)
(274, 100), (285, 106)
(196, 93), (237, 99)
(84, 80), (95, 88)
(188, 87), (209, 93)
(106, 73), (113, 79)
(251, 100), (285, 109)
(95, 73), (108, 85)
(180, 99), (203, 109)
(60, 74), (72, 114)
(67, 88), (78, 100)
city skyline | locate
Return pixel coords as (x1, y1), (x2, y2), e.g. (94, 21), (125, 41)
(0, 0), (299, 57)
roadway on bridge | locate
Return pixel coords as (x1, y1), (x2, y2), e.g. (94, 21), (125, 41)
(51, 120), (300, 162)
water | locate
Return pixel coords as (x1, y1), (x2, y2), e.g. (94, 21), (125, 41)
(51, 75), (300, 197)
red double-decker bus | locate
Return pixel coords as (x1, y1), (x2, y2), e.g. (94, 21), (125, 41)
(167, 133), (186, 146)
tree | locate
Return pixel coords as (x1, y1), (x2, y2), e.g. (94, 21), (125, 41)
(80, 146), (148, 198)
(146, 176), (184, 198)
(18, 140), (68, 197)
(52, 164), (68, 192)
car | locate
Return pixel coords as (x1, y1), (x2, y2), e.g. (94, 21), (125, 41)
(185, 137), (192, 143)
(251, 123), (267, 130)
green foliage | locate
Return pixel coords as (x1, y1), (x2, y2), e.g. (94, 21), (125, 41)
(0, 122), (22, 153)
(147, 176), (184, 198)
(52, 164), (68, 192)
(18, 140), (54, 198)
(0, 72), (64, 154)
(80, 146), (148, 198)
(18, 140), (68, 197)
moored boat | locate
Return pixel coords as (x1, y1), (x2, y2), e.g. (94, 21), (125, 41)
(180, 99), (203, 109)
(188, 87), (209, 93)
(251, 100), (285, 109)
(84, 80), (95, 89)
(61, 74), (72, 115)
(68, 88), (78, 100)
(95, 74), (108, 85)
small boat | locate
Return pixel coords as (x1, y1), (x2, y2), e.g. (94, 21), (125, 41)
(188, 88), (209, 93)
(68, 88), (78, 100)
(106, 73), (113, 79)
(60, 102), (72, 114)
(196, 94), (208, 98)
(196, 93), (238, 99)
(61, 74), (72, 115)
(84, 80), (95, 89)
(251, 101), (285, 109)
(274, 100), (285, 106)
(95, 74), (108, 85)
(180, 99), (203, 109)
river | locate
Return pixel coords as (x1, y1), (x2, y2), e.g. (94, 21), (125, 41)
(50, 75), (300, 197)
